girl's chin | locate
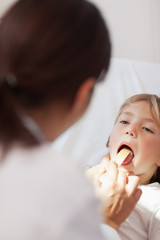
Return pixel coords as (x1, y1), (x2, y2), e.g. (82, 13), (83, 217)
(118, 165), (134, 174)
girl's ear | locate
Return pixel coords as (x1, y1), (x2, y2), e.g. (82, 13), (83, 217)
(106, 136), (110, 148)
(156, 159), (160, 167)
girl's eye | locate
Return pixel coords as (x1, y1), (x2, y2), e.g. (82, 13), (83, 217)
(120, 120), (128, 124)
(142, 127), (153, 134)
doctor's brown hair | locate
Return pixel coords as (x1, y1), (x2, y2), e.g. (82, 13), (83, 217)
(0, 0), (111, 149)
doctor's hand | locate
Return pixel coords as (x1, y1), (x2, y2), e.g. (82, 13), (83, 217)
(85, 156), (142, 231)
(85, 154), (110, 188)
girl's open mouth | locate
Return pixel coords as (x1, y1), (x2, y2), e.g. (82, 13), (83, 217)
(117, 144), (134, 165)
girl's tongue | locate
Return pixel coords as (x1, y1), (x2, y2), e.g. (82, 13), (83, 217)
(116, 148), (134, 166)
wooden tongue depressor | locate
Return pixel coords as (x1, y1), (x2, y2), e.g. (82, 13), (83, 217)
(116, 148), (132, 166)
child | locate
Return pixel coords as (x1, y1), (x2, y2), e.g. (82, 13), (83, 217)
(87, 93), (160, 240)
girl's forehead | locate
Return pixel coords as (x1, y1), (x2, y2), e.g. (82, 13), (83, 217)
(127, 100), (149, 107)
(121, 101), (150, 113)
(119, 101), (155, 120)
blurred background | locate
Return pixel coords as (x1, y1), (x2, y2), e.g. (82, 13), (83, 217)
(90, 0), (160, 63)
(1, 0), (159, 63)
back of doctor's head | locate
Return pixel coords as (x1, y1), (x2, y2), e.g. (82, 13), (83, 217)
(0, 0), (111, 148)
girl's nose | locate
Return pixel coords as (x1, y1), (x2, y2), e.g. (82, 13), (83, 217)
(125, 126), (137, 138)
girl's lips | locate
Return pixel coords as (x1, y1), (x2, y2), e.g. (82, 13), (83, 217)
(117, 143), (134, 154)
(117, 143), (135, 166)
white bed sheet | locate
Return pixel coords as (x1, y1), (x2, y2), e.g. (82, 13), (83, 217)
(51, 58), (160, 170)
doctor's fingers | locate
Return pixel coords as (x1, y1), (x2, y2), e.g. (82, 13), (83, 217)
(103, 160), (119, 182)
(99, 161), (121, 189)
(100, 167), (127, 197)
(89, 155), (111, 187)
(126, 175), (142, 203)
(96, 154), (110, 175)
(101, 153), (110, 165)
(117, 168), (127, 190)
(85, 154), (110, 182)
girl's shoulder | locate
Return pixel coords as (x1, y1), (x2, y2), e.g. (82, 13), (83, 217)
(138, 182), (160, 211)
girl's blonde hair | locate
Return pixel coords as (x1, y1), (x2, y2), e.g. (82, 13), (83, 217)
(107, 93), (160, 184)
(115, 93), (160, 124)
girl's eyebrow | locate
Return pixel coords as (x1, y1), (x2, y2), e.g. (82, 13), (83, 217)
(122, 111), (155, 123)
(121, 111), (133, 117)
(122, 111), (132, 115)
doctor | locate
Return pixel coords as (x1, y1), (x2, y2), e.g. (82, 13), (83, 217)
(0, 0), (141, 239)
